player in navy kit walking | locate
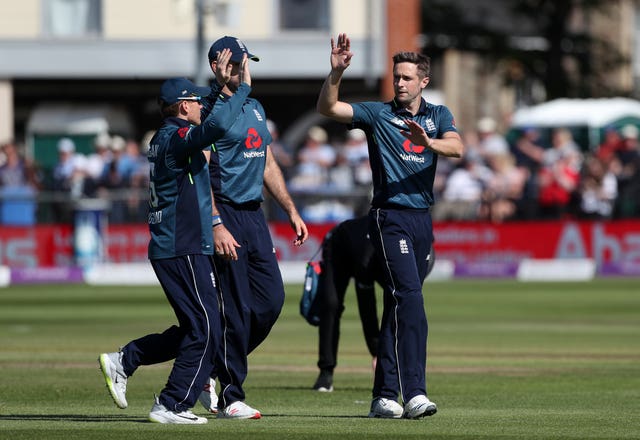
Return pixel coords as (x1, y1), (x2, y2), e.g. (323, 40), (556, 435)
(98, 49), (251, 424)
(200, 36), (308, 419)
(317, 33), (464, 419)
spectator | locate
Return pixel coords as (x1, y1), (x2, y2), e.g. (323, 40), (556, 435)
(290, 125), (336, 189)
(52, 137), (93, 222)
(328, 149), (355, 192)
(512, 127), (546, 219)
(0, 140), (40, 189)
(100, 135), (128, 223)
(596, 126), (624, 165)
(266, 119), (294, 179)
(85, 133), (112, 182)
(0, 140), (41, 225)
(52, 137), (93, 197)
(613, 124), (640, 217)
(127, 132), (153, 222)
(477, 117), (509, 160)
(513, 127), (545, 169)
(579, 154), (618, 219)
(544, 128), (581, 168)
(537, 148), (581, 219)
(433, 157), (485, 221)
(480, 153), (528, 223)
(341, 128), (371, 187)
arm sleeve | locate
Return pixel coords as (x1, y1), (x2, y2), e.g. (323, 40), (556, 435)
(351, 101), (383, 129)
(172, 83), (252, 157)
(438, 105), (458, 136)
(199, 82), (224, 117)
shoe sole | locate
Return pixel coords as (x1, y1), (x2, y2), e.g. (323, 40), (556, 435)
(313, 386), (333, 392)
(98, 354), (127, 409)
(403, 405), (437, 419)
(217, 412), (262, 419)
(149, 414), (208, 424)
(368, 412), (402, 419)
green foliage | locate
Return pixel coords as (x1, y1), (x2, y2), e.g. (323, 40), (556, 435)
(1, 279), (639, 439)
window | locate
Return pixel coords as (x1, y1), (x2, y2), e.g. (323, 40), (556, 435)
(279, 0), (329, 30)
(43, 0), (102, 37)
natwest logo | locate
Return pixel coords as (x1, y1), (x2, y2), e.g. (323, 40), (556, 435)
(402, 139), (425, 154)
(245, 127), (262, 149)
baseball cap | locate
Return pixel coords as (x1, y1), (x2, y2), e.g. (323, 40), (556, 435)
(159, 77), (211, 106)
(57, 137), (75, 153)
(208, 36), (260, 63)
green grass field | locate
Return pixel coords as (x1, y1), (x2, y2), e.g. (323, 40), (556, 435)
(1, 279), (639, 439)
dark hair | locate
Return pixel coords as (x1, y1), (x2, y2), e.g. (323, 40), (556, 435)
(159, 101), (181, 118)
(392, 52), (431, 78)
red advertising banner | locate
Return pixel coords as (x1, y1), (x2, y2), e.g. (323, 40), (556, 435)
(0, 220), (639, 268)
(433, 221), (640, 265)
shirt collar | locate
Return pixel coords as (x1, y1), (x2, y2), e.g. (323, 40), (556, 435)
(164, 116), (191, 128)
(390, 97), (429, 116)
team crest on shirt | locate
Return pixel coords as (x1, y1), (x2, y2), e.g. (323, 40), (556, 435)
(425, 118), (436, 131)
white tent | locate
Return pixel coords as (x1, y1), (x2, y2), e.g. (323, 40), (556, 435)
(26, 102), (133, 136)
(510, 98), (640, 149)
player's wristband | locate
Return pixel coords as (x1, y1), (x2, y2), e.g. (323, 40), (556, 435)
(212, 215), (223, 227)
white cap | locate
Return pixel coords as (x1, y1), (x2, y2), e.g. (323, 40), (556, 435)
(110, 135), (126, 152)
(57, 137), (76, 153)
(477, 117), (497, 133)
(94, 132), (112, 149)
(307, 125), (328, 143)
(621, 124), (639, 140)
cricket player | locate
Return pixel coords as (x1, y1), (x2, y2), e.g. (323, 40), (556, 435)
(316, 33), (464, 419)
(98, 49), (251, 424)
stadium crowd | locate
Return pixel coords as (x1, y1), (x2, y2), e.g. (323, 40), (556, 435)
(1, 116), (640, 225)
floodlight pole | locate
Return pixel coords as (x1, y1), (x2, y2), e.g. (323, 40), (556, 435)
(195, 0), (206, 86)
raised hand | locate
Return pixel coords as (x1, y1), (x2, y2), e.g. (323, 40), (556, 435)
(213, 48), (233, 86)
(330, 33), (353, 72)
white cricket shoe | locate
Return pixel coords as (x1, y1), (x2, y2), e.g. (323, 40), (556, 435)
(368, 397), (403, 418)
(198, 377), (219, 414)
(218, 401), (262, 419)
(403, 395), (437, 419)
(98, 352), (128, 409)
(149, 395), (208, 424)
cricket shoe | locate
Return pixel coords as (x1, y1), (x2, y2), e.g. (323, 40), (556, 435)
(198, 377), (219, 414)
(98, 351), (128, 409)
(149, 395), (208, 424)
(218, 401), (262, 419)
(312, 370), (333, 392)
(402, 395), (437, 419)
(368, 397), (403, 419)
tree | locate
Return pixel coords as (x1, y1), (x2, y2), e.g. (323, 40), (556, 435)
(421, 0), (629, 102)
